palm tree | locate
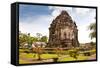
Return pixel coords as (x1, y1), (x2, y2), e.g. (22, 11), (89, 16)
(88, 23), (96, 39)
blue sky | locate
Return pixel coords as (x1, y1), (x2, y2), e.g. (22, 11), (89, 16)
(19, 5), (52, 22)
(19, 4), (96, 43)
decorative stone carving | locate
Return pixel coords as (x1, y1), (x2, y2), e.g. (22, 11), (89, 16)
(48, 10), (79, 48)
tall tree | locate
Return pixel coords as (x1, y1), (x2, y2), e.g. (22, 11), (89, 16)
(88, 23), (96, 39)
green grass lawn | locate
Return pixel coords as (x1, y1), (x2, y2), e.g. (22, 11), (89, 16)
(41, 54), (58, 59)
(19, 53), (58, 64)
(19, 53), (58, 60)
(19, 49), (96, 64)
(19, 53), (92, 64)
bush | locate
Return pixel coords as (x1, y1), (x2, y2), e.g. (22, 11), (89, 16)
(52, 58), (58, 62)
(83, 52), (91, 56)
(24, 51), (30, 54)
(69, 50), (79, 59)
(83, 49), (96, 56)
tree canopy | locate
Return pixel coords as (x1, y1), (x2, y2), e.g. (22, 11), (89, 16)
(88, 23), (96, 39)
(19, 32), (48, 48)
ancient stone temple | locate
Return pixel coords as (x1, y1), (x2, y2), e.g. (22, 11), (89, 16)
(48, 10), (79, 48)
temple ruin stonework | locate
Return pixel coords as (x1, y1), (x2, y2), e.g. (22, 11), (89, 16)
(48, 10), (79, 48)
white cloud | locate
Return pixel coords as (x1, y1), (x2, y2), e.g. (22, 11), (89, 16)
(78, 23), (90, 43)
(48, 6), (94, 19)
(19, 15), (53, 37)
(74, 8), (96, 18)
(75, 8), (90, 15)
(48, 6), (72, 18)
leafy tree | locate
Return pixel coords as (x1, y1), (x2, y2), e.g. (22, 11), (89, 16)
(88, 23), (96, 39)
(19, 33), (28, 48)
(36, 33), (42, 41)
(90, 41), (96, 47)
(30, 37), (38, 42)
(19, 32), (38, 48)
(40, 36), (48, 43)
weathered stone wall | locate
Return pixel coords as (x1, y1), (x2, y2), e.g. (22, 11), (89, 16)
(48, 10), (79, 48)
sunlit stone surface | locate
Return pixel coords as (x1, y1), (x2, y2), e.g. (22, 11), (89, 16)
(48, 10), (79, 48)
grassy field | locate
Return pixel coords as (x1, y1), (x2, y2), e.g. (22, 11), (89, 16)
(19, 49), (96, 64)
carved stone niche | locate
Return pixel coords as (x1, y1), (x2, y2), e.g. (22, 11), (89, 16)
(48, 10), (79, 48)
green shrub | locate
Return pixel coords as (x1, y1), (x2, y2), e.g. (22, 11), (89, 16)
(69, 50), (79, 59)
